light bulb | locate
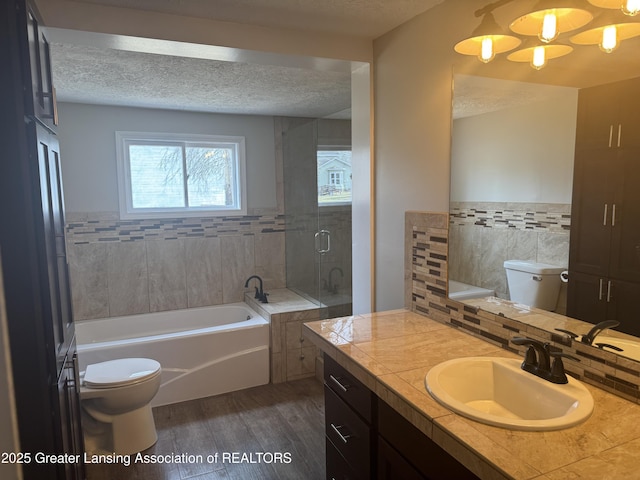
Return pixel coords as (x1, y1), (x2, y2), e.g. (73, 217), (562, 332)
(531, 45), (547, 69)
(600, 25), (619, 52)
(480, 37), (495, 63)
(622, 0), (640, 15)
(540, 12), (559, 43)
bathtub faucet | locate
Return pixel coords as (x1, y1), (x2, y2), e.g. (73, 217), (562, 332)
(244, 275), (269, 303)
(323, 267), (344, 294)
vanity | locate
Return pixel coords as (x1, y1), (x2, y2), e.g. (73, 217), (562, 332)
(304, 310), (640, 479)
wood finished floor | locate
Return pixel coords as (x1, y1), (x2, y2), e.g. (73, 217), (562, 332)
(86, 377), (325, 480)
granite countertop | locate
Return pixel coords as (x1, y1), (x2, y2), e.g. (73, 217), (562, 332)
(303, 309), (640, 480)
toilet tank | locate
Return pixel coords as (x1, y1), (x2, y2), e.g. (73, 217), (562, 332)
(503, 260), (564, 311)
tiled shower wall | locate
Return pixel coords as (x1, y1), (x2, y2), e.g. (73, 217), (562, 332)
(407, 210), (640, 405)
(449, 201), (571, 312)
(66, 212), (286, 320)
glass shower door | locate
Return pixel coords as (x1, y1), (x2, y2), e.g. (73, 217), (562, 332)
(282, 118), (352, 319)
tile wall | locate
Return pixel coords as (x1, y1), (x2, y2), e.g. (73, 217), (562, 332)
(406, 210), (640, 405)
(66, 212), (286, 320)
(449, 201), (571, 312)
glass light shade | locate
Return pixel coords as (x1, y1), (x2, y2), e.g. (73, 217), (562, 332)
(454, 13), (521, 63)
(507, 44), (573, 69)
(510, 3), (593, 39)
(587, 0), (640, 16)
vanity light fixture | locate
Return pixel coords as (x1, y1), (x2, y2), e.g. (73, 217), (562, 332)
(570, 11), (640, 52)
(507, 43), (573, 69)
(509, 0), (593, 43)
(588, 0), (640, 16)
(454, 12), (521, 63)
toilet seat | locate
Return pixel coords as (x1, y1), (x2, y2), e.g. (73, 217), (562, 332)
(84, 358), (161, 389)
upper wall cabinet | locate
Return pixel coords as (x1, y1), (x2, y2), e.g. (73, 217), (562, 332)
(574, 78), (640, 150)
(569, 77), (640, 335)
(22, 0), (57, 128)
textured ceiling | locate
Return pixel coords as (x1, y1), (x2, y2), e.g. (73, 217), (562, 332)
(50, 43), (353, 117)
(49, 0), (444, 118)
(452, 75), (577, 120)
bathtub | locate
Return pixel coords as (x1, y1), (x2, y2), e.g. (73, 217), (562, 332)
(76, 303), (269, 407)
(448, 280), (495, 301)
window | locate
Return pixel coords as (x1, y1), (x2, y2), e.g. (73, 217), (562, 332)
(317, 149), (352, 205)
(116, 132), (246, 219)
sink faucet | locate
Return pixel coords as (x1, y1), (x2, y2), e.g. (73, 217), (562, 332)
(511, 337), (579, 384)
(244, 275), (269, 303)
(555, 320), (621, 348)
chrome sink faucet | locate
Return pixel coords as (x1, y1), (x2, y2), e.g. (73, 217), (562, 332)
(511, 337), (579, 385)
(244, 275), (269, 303)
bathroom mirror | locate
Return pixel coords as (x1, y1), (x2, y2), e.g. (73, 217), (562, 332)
(448, 30), (640, 362)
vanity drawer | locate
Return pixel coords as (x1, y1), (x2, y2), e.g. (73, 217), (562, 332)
(324, 355), (373, 422)
(325, 385), (371, 478)
(326, 437), (360, 480)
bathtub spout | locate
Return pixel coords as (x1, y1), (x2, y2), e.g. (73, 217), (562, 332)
(244, 275), (269, 303)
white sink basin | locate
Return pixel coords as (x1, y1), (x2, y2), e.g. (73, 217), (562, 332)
(587, 336), (640, 362)
(425, 357), (594, 431)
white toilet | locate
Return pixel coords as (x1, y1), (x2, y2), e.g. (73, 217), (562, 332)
(80, 358), (161, 455)
(504, 260), (564, 311)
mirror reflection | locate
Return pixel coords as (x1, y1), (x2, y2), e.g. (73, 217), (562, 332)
(449, 28), (640, 362)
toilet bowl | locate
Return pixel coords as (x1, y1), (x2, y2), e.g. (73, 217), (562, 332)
(80, 358), (161, 455)
(504, 260), (564, 311)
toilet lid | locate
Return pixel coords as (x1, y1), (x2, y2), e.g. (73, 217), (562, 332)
(83, 358), (161, 388)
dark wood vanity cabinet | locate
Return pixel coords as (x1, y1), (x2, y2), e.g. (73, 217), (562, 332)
(568, 77), (640, 336)
(323, 356), (478, 480)
(324, 355), (375, 479)
(1, 1), (84, 478)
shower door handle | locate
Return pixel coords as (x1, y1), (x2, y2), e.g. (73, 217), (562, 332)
(315, 230), (331, 254)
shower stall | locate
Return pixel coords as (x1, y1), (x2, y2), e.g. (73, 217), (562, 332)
(281, 117), (353, 318)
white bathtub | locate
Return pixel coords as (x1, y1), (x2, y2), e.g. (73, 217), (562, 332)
(449, 280), (495, 301)
(76, 303), (269, 407)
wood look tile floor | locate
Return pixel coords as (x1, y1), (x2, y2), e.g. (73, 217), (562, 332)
(85, 377), (325, 480)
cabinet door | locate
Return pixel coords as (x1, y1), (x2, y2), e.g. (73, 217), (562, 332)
(566, 271), (608, 325)
(575, 83), (620, 150)
(608, 279), (640, 337)
(56, 347), (85, 480)
(21, 0), (57, 126)
(569, 149), (616, 277)
(377, 437), (425, 480)
(616, 78), (640, 149)
(34, 123), (74, 373)
(608, 148), (640, 283)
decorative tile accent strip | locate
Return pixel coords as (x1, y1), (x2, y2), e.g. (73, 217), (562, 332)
(66, 212), (286, 244)
(450, 201), (571, 233)
(408, 210), (640, 405)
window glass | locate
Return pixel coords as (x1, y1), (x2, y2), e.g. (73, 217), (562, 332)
(317, 149), (352, 205)
(116, 132), (246, 219)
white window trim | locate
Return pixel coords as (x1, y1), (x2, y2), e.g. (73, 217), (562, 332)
(115, 131), (247, 219)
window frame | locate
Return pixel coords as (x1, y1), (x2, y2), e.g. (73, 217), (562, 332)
(115, 131), (247, 219)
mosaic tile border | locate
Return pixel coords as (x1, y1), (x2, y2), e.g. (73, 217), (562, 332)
(408, 211), (640, 405)
(450, 201), (571, 234)
(66, 212), (286, 244)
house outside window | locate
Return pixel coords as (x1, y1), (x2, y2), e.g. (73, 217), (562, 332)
(317, 149), (352, 205)
(116, 132), (246, 219)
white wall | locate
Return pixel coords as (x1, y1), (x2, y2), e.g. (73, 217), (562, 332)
(57, 103), (277, 214)
(0, 253), (21, 480)
(373, 1), (469, 310)
(451, 94), (578, 204)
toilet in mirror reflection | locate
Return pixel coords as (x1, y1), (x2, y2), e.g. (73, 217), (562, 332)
(504, 260), (564, 311)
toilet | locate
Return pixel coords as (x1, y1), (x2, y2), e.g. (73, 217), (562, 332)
(503, 260), (564, 311)
(80, 358), (161, 455)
